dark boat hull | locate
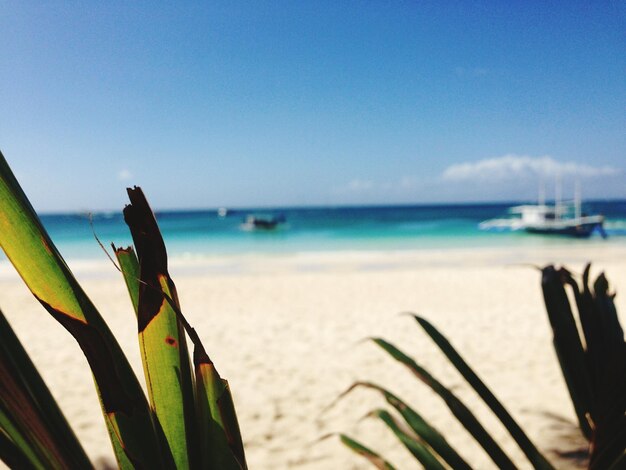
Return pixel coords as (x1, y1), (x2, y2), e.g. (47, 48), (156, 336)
(525, 222), (603, 238)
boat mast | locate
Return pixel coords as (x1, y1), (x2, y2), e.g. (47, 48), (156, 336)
(575, 179), (581, 220)
(555, 173), (562, 221)
(538, 179), (546, 206)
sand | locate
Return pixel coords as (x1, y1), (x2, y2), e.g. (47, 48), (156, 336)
(1, 244), (625, 469)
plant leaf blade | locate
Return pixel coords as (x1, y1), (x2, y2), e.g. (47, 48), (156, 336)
(0, 151), (166, 469)
(122, 187), (197, 469)
(373, 337), (516, 469)
(339, 434), (397, 470)
(412, 315), (554, 470)
(374, 409), (446, 470)
(355, 382), (471, 470)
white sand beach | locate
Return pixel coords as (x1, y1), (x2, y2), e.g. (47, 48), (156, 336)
(1, 244), (625, 469)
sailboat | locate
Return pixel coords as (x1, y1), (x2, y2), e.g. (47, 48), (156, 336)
(480, 180), (606, 238)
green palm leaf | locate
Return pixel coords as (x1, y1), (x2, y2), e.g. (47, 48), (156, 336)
(411, 315), (554, 470)
(194, 348), (247, 469)
(541, 266), (593, 439)
(373, 337), (517, 469)
(122, 187), (196, 469)
(338, 434), (397, 470)
(0, 151), (166, 469)
(542, 265), (626, 469)
(114, 246), (140, 315)
(345, 382), (471, 469)
(115, 193), (247, 469)
(0, 310), (92, 469)
(373, 409), (446, 469)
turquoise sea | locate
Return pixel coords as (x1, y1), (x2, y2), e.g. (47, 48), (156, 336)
(30, 200), (626, 260)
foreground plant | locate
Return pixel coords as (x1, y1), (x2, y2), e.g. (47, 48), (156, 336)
(0, 150), (246, 469)
(541, 265), (626, 469)
(339, 265), (625, 469)
(0, 308), (92, 469)
(336, 322), (550, 469)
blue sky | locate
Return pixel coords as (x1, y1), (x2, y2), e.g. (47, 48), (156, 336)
(1, 1), (624, 212)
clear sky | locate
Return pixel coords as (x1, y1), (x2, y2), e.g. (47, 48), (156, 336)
(1, 1), (624, 212)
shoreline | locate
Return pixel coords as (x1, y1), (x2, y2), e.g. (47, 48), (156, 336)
(2, 243), (624, 281)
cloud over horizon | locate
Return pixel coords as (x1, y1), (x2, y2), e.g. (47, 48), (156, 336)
(117, 169), (133, 181)
(329, 155), (624, 205)
(442, 155), (621, 181)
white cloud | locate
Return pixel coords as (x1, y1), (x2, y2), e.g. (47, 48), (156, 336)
(118, 169), (133, 181)
(345, 178), (374, 192)
(333, 176), (422, 201)
(442, 155), (620, 181)
(398, 176), (418, 189)
(338, 176), (421, 194)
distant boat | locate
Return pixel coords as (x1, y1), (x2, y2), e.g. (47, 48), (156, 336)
(217, 207), (228, 218)
(480, 180), (606, 238)
(240, 214), (286, 231)
(480, 204), (605, 237)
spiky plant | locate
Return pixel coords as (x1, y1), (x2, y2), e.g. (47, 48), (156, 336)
(0, 150), (246, 469)
(541, 265), (626, 469)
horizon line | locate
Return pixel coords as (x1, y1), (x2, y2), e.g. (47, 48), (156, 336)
(38, 197), (626, 216)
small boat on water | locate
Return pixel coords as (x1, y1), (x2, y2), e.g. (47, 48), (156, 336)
(241, 214), (286, 231)
(480, 182), (606, 238)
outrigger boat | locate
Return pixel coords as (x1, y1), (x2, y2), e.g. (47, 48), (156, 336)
(480, 181), (606, 238)
(240, 214), (286, 231)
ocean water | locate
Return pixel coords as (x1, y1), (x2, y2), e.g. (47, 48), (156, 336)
(28, 200), (626, 260)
